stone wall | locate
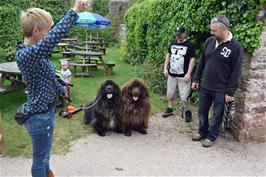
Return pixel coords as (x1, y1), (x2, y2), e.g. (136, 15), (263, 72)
(119, 24), (126, 39)
(109, 0), (130, 22)
(233, 27), (266, 142)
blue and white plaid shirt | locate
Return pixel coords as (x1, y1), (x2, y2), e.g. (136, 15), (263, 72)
(16, 10), (78, 114)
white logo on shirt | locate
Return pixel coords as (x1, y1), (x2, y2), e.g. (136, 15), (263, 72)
(170, 45), (188, 75)
(221, 47), (231, 57)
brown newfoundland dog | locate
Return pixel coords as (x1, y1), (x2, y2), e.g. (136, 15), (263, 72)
(118, 78), (151, 136)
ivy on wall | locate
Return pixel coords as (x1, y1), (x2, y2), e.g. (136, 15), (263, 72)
(124, 0), (263, 95)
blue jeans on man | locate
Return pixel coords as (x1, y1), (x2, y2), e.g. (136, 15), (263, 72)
(25, 106), (55, 177)
(198, 87), (225, 141)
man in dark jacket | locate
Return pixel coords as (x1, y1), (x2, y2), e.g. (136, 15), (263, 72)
(191, 15), (243, 147)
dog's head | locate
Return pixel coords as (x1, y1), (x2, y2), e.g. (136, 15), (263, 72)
(122, 78), (149, 102)
(98, 80), (121, 101)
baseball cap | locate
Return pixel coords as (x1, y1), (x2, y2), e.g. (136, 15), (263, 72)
(176, 26), (186, 35)
(212, 15), (229, 28)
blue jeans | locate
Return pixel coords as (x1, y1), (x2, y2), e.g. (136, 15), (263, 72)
(25, 106), (55, 177)
(198, 87), (225, 141)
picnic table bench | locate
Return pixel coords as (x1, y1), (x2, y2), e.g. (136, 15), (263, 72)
(91, 38), (109, 47)
(74, 44), (106, 55)
(74, 45), (92, 51)
(106, 61), (116, 75)
(61, 51), (73, 58)
(61, 36), (78, 44)
(81, 41), (107, 51)
(80, 57), (100, 65)
(69, 50), (115, 76)
(98, 46), (106, 55)
(56, 43), (70, 51)
(69, 62), (97, 77)
(0, 62), (25, 93)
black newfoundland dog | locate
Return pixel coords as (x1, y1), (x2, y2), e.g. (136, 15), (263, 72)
(83, 80), (121, 136)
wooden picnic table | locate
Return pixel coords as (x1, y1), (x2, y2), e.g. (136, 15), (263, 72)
(82, 41), (100, 44)
(91, 37), (105, 41)
(53, 43), (70, 54)
(91, 38), (108, 47)
(56, 43), (70, 51)
(81, 41), (107, 48)
(69, 50), (115, 76)
(61, 37), (77, 44)
(70, 50), (104, 63)
(79, 41), (107, 54)
(0, 62), (25, 93)
(81, 41), (101, 48)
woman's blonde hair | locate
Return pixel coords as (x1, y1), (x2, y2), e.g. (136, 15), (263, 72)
(20, 8), (54, 37)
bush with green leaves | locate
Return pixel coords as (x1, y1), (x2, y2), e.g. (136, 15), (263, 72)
(119, 39), (128, 63)
(124, 0), (263, 97)
(0, 0), (121, 61)
(0, 1), (27, 61)
(91, 0), (109, 16)
(0, 0), (71, 62)
(0, 48), (7, 63)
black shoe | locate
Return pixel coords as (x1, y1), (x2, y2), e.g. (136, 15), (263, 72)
(162, 107), (173, 118)
(185, 110), (192, 122)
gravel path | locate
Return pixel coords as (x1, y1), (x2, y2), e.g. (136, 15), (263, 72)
(1, 113), (265, 176)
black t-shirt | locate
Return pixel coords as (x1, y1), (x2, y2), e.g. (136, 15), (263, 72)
(167, 40), (196, 77)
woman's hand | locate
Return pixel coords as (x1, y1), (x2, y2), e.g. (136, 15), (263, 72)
(73, 0), (89, 13)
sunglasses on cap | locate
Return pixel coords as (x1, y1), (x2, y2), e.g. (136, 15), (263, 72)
(212, 17), (228, 28)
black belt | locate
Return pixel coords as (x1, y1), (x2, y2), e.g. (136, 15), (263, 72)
(47, 101), (55, 109)
(31, 101), (55, 115)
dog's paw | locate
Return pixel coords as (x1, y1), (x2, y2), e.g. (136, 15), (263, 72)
(97, 132), (106, 137)
(138, 129), (147, 135)
(114, 128), (122, 134)
(125, 132), (132, 137)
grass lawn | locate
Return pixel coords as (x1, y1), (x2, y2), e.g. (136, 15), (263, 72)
(0, 45), (167, 157)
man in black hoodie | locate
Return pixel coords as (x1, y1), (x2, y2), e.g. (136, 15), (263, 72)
(191, 15), (243, 147)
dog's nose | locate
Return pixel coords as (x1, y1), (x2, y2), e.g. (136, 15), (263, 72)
(132, 87), (140, 95)
(106, 85), (112, 91)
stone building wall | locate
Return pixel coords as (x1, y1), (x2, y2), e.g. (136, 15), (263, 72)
(233, 26), (266, 142)
(109, 0), (130, 22)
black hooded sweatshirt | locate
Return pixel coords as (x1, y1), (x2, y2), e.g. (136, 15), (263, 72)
(193, 36), (243, 96)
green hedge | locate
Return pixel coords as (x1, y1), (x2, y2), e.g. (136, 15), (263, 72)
(91, 0), (109, 16)
(0, 5), (21, 56)
(124, 1), (149, 65)
(29, 0), (71, 23)
(0, 0), (71, 62)
(0, 0), (29, 60)
(124, 0), (263, 94)
(0, 0), (119, 62)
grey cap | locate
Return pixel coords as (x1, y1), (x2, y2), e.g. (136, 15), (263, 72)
(211, 15), (229, 28)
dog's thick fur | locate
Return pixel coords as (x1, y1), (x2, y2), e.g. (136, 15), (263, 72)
(83, 80), (121, 136)
(119, 78), (151, 136)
